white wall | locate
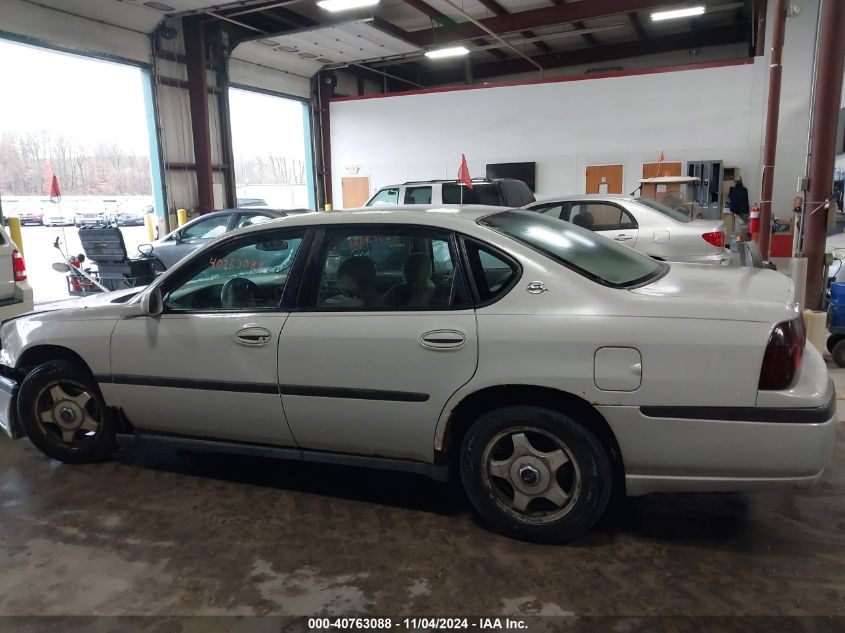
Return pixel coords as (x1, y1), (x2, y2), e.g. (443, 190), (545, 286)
(330, 60), (768, 210)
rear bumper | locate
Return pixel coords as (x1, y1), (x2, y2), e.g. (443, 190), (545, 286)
(0, 283), (33, 321)
(601, 381), (837, 496)
(672, 251), (729, 265)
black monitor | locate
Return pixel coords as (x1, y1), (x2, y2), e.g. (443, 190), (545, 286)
(486, 162), (536, 192)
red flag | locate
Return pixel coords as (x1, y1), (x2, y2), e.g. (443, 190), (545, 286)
(457, 154), (474, 190)
(658, 150), (665, 163)
(49, 175), (61, 203)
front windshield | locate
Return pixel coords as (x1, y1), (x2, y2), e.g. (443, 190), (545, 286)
(635, 197), (691, 223)
(481, 210), (667, 288)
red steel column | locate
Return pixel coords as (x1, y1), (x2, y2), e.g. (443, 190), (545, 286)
(803, 0), (845, 310)
(756, 0), (786, 260)
(184, 16), (215, 213)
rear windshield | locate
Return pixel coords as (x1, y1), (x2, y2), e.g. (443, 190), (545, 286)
(635, 197), (691, 223)
(481, 210), (667, 288)
(442, 183), (502, 205)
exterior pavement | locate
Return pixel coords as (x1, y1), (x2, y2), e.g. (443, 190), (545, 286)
(0, 366), (843, 629)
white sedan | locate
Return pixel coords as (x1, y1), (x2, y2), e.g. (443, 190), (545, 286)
(0, 207), (834, 543)
(526, 194), (728, 265)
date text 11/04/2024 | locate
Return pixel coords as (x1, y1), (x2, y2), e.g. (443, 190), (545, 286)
(308, 618), (528, 630)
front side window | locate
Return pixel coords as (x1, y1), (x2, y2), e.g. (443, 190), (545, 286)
(163, 229), (304, 311)
(367, 188), (400, 206)
(404, 186), (432, 204)
(442, 183), (502, 205)
(307, 227), (466, 311)
(531, 203), (564, 219)
(181, 215), (230, 240)
(481, 210), (666, 288)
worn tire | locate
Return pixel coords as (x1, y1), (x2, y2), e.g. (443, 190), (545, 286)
(827, 334), (844, 354)
(833, 340), (845, 368)
(460, 405), (612, 544)
(17, 361), (117, 463)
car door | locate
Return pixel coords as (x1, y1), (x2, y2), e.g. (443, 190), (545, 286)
(277, 224), (478, 462)
(568, 202), (639, 246)
(109, 226), (310, 446)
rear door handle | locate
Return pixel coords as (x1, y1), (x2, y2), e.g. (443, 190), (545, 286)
(420, 329), (466, 350)
(614, 234), (633, 241)
(235, 326), (272, 346)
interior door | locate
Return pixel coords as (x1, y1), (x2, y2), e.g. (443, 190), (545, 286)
(278, 225), (478, 462)
(110, 227), (308, 446)
(342, 177), (371, 208)
(585, 165), (623, 194)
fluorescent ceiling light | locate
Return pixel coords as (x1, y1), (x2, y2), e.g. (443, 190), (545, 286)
(316, 0), (379, 12)
(425, 46), (470, 59)
(650, 6), (705, 21)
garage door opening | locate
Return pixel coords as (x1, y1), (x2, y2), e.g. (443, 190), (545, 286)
(0, 38), (159, 303)
(229, 88), (315, 211)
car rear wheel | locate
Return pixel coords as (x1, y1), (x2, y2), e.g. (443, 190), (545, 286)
(832, 339), (845, 368)
(17, 361), (117, 463)
(460, 405), (612, 543)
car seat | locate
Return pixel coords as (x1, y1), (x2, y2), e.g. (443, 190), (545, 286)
(571, 209), (595, 230)
(383, 253), (435, 308)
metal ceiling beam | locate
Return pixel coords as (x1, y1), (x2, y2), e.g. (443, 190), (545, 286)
(221, 0), (302, 17)
(628, 12), (647, 39)
(402, 0), (456, 25)
(402, 0), (670, 47)
(418, 23), (749, 83)
(574, 20), (598, 46)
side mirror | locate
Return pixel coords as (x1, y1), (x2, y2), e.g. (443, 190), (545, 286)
(141, 287), (164, 316)
(173, 232), (183, 243)
(52, 262), (71, 273)
(138, 243), (153, 257)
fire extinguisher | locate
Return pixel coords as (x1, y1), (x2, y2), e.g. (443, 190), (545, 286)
(68, 255), (82, 292)
(749, 205), (760, 238)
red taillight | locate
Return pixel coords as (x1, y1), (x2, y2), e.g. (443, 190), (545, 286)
(12, 249), (26, 282)
(759, 315), (806, 390)
(702, 231), (725, 248)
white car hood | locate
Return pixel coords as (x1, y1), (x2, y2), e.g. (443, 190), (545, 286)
(629, 263), (797, 323)
(17, 287), (143, 319)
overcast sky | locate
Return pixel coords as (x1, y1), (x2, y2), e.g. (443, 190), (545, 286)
(0, 39), (151, 154)
(0, 38), (308, 160)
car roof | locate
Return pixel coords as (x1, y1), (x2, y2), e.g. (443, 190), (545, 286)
(530, 194), (638, 205)
(228, 205), (510, 235)
(378, 179), (514, 187)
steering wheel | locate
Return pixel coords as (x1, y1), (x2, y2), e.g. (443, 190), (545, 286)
(220, 277), (264, 309)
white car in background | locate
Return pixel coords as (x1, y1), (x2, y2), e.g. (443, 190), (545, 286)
(526, 195), (728, 265)
(43, 207), (75, 227)
(0, 224), (32, 320)
(0, 207), (833, 543)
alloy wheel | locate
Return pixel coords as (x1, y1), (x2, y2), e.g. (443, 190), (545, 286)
(481, 426), (581, 524)
(34, 380), (101, 446)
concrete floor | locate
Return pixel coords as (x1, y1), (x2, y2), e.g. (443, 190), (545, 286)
(1, 368), (844, 628)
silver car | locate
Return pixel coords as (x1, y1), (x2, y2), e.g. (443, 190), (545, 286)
(526, 195), (727, 265)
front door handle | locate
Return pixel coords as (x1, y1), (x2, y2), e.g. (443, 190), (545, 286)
(614, 234), (633, 241)
(420, 329), (466, 350)
(235, 326), (272, 346)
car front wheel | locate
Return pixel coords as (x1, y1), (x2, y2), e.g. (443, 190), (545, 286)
(460, 405), (612, 543)
(17, 361), (117, 463)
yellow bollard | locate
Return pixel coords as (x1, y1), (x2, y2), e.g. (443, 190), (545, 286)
(7, 217), (23, 259)
(324, 203), (333, 212)
(144, 214), (156, 242)
(177, 208), (187, 227)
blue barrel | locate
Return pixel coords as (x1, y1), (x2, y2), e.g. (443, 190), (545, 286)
(831, 282), (845, 305)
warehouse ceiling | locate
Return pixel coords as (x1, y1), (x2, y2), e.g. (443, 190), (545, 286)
(28, 0), (757, 88)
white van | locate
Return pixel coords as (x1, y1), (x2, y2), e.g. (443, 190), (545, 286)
(0, 224), (33, 320)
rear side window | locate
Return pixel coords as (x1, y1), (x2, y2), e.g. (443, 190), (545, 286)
(464, 240), (519, 303)
(367, 188), (400, 206)
(442, 183), (502, 205)
(568, 203), (637, 231)
(404, 186), (432, 204)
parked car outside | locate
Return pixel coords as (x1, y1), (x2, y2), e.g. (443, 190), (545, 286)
(366, 178), (535, 208)
(146, 208), (313, 270)
(525, 195), (728, 265)
(16, 208), (44, 226)
(43, 207), (75, 227)
(0, 223), (32, 320)
(0, 207), (833, 543)
(237, 197), (270, 208)
(74, 206), (109, 227)
(111, 206), (148, 227)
